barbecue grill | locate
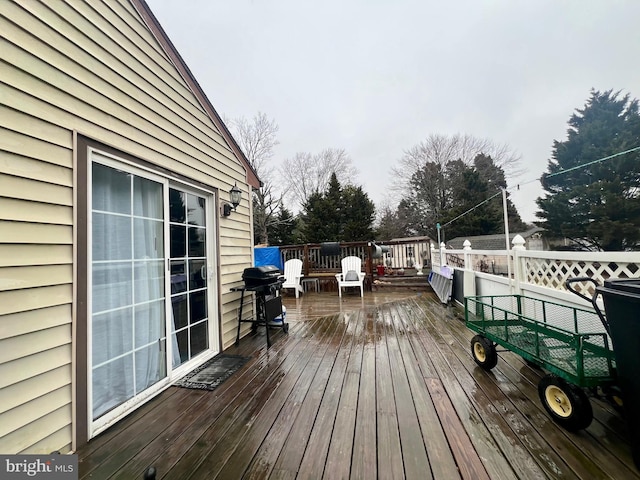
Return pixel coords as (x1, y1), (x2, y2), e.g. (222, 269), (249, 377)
(232, 266), (289, 348)
(242, 266), (283, 291)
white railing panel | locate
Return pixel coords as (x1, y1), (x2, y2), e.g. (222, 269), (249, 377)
(516, 250), (640, 292)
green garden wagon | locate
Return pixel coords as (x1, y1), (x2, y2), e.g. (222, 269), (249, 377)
(464, 283), (618, 431)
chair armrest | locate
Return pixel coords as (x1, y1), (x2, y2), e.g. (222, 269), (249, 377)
(335, 273), (343, 281)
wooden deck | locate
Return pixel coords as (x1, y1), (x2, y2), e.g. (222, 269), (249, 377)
(77, 291), (639, 479)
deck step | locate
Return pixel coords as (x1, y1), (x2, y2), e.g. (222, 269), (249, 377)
(372, 274), (431, 292)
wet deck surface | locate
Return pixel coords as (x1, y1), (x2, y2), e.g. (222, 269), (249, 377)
(77, 291), (639, 479)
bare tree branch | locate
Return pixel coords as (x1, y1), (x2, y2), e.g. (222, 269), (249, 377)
(390, 133), (524, 201)
(228, 112), (279, 181)
(226, 112), (280, 243)
(280, 147), (358, 210)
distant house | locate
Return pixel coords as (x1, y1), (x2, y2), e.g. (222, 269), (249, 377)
(1, 0), (260, 453)
(444, 227), (546, 275)
(447, 227), (547, 251)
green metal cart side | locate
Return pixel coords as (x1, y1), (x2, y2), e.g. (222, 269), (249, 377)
(464, 293), (617, 431)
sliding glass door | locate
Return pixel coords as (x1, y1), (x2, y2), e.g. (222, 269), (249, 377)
(89, 154), (216, 433)
(91, 162), (167, 422)
(169, 188), (210, 368)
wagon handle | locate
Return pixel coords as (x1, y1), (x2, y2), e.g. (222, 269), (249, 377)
(565, 277), (610, 335)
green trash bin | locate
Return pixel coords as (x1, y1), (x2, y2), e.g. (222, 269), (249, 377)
(597, 279), (640, 470)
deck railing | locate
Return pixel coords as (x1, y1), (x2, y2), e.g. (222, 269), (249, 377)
(432, 235), (640, 307)
(275, 238), (433, 289)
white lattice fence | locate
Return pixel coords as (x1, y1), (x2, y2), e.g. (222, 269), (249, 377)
(518, 251), (640, 292)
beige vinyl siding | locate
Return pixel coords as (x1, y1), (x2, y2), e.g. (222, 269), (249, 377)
(0, 264), (72, 291)
(1, 198), (73, 225)
(3, 2), (239, 175)
(0, 385), (71, 441)
(0, 305), (71, 340)
(1, 405), (72, 454)
(0, 285), (73, 317)
(0, 245), (73, 267)
(0, 365), (71, 453)
(0, 174), (73, 206)
(0, 221), (72, 244)
(1, 0), (255, 452)
(1, 127), (72, 167)
(0, 151), (74, 187)
(0, 347), (71, 391)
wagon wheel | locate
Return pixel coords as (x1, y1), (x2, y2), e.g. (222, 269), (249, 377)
(470, 335), (498, 370)
(538, 374), (593, 431)
(602, 385), (624, 412)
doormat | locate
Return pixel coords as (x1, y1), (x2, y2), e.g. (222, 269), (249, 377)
(174, 354), (251, 391)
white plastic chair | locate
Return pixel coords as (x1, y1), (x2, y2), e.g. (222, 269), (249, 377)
(335, 256), (365, 297)
(281, 259), (304, 298)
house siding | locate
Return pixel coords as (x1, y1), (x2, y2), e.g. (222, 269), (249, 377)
(0, 0), (254, 453)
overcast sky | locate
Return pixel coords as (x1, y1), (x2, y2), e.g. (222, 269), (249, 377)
(147, 0), (640, 223)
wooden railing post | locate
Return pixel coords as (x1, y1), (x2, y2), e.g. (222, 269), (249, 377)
(303, 244), (310, 276)
(366, 243), (373, 289)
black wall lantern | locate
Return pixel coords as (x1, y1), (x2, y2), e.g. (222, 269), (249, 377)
(222, 183), (242, 216)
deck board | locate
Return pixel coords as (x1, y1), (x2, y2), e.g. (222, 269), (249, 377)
(323, 311), (364, 479)
(350, 311), (378, 480)
(76, 291), (640, 480)
(220, 315), (345, 480)
(296, 311), (355, 479)
(374, 307), (405, 480)
(388, 302), (460, 480)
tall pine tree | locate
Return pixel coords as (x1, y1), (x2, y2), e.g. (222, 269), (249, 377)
(536, 89), (640, 251)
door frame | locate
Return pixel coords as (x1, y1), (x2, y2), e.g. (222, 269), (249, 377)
(75, 136), (222, 446)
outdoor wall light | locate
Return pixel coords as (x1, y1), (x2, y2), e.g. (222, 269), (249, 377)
(222, 183), (242, 217)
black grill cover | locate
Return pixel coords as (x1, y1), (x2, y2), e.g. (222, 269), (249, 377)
(242, 266), (282, 288)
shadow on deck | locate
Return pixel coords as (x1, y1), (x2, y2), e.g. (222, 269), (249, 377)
(77, 291), (638, 479)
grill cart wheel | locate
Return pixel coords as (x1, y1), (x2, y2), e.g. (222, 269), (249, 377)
(538, 374), (593, 431)
(470, 335), (498, 370)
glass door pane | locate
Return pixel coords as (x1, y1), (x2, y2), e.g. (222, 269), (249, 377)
(169, 188), (209, 367)
(91, 163), (167, 420)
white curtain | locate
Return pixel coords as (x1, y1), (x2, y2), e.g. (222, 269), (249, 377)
(91, 163), (166, 420)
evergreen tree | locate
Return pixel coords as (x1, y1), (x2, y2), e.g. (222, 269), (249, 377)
(342, 185), (376, 240)
(473, 154), (527, 233)
(323, 173), (343, 241)
(375, 203), (406, 240)
(301, 173), (376, 242)
(301, 192), (333, 243)
(268, 207), (298, 246)
(398, 154), (525, 240)
(443, 162), (502, 240)
(536, 89), (640, 251)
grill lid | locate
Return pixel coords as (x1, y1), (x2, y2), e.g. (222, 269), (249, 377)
(242, 266), (283, 290)
(242, 265), (281, 280)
